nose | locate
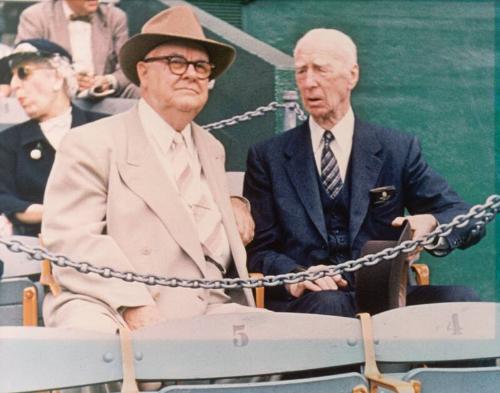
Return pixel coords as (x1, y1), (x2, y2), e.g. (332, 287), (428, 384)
(302, 69), (318, 88)
(10, 72), (21, 93)
(182, 63), (199, 79)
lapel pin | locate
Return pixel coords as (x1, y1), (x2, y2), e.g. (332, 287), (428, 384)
(30, 142), (43, 160)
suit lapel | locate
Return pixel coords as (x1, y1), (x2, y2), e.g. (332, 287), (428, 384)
(91, 8), (109, 75)
(193, 125), (246, 270)
(116, 108), (206, 274)
(19, 120), (44, 146)
(348, 119), (383, 244)
(53, 1), (71, 52)
(284, 122), (327, 243)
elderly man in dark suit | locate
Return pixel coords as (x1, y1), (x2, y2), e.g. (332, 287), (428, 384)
(16, 0), (138, 98)
(243, 28), (484, 317)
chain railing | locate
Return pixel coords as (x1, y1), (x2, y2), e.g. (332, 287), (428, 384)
(203, 101), (307, 132)
(0, 195), (498, 290)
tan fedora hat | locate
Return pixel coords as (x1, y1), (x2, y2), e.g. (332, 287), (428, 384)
(119, 5), (236, 85)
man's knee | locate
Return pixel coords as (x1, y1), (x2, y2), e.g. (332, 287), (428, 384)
(44, 298), (122, 333)
(288, 290), (357, 317)
(407, 285), (480, 305)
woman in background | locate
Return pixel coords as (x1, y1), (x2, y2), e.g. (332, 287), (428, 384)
(0, 39), (106, 236)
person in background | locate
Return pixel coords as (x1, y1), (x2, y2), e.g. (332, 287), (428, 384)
(16, 0), (139, 98)
(0, 39), (107, 237)
(0, 43), (13, 96)
(244, 28), (484, 317)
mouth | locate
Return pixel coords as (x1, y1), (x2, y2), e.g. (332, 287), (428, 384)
(176, 87), (200, 94)
(305, 97), (324, 106)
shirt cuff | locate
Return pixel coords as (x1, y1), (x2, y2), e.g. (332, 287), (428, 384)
(230, 195), (251, 213)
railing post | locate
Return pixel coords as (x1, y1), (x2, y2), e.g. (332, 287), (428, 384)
(282, 90), (299, 131)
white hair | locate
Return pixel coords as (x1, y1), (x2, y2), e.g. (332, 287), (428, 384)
(46, 54), (79, 97)
(294, 28), (358, 66)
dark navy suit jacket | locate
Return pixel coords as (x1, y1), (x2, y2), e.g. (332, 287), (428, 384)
(243, 119), (484, 302)
(0, 105), (106, 236)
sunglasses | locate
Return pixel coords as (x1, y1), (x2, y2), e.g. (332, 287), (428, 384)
(11, 65), (54, 81)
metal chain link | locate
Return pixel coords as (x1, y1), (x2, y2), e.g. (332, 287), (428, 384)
(1, 195), (499, 289)
(203, 101), (307, 131)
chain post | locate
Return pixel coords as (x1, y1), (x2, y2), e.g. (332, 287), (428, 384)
(282, 90), (300, 130)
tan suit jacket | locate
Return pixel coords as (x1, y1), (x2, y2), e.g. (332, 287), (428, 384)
(16, 0), (132, 95)
(42, 106), (255, 330)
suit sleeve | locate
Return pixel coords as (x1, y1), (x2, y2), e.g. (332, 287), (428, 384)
(16, 6), (46, 41)
(42, 131), (155, 310)
(402, 136), (485, 254)
(107, 7), (132, 94)
(244, 145), (303, 277)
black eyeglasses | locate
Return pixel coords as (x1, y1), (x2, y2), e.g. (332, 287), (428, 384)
(142, 55), (215, 79)
(11, 65), (53, 81)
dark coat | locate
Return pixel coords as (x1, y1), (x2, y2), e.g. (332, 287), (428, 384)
(243, 119), (485, 302)
(0, 105), (106, 236)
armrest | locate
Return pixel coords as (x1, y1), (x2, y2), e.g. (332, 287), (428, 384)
(249, 272), (265, 309)
(411, 263), (430, 286)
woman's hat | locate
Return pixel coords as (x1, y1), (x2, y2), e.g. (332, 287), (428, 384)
(7, 39), (72, 67)
(119, 5), (236, 85)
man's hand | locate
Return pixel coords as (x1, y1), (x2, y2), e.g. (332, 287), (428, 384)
(286, 264), (348, 298)
(392, 214), (438, 263)
(122, 304), (163, 331)
(76, 72), (95, 91)
(90, 75), (113, 94)
(15, 203), (43, 224)
(230, 196), (255, 246)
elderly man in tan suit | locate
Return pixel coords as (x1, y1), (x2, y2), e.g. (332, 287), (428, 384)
(42, 5), (259, 333)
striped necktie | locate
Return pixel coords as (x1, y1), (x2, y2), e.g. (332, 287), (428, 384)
(321, 130), (343, 199)
(171, 132), (226, 265)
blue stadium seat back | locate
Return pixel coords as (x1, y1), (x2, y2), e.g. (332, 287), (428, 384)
(159, 373), (368, 393)
(402, 367), (500, 393)
(0, 277), (43, 326)
(372, 303), (500, 363)
(0, 235), (41, 278)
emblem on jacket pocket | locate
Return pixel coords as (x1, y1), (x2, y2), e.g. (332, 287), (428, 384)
(369, 186), (396, 206)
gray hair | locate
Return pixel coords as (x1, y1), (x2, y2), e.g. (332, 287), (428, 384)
(294, 28), (358, 67)
(46, 54), (79, 97)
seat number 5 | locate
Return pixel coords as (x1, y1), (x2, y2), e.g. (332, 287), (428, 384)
(232, 324), (249, 347)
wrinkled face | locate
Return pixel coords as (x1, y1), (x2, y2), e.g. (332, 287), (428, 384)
(295, 41), (358, 127)
(65, 0), (99, 15)
(10, 59), (63, 121)
(137, 42), (210, 119)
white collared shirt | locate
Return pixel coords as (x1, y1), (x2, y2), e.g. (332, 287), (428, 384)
(39, 107), (72, 150)
(310, 107), (355, 181)
(62, 0), (94, 75)
(137, 99), (231, 267)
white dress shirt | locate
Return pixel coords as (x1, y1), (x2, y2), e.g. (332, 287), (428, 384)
(310, 107), (355, 181)
(40, 107), (72, 150)
(137, 99), (231, 267)
(62, 0), (94, 75)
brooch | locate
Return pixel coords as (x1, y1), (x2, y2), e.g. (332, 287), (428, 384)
(30, 142), (43, 160)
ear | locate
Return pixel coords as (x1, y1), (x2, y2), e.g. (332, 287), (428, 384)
(136, 62), (148, 87)
(348, 64), (359, 90)
(53, 74), (65, 92)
